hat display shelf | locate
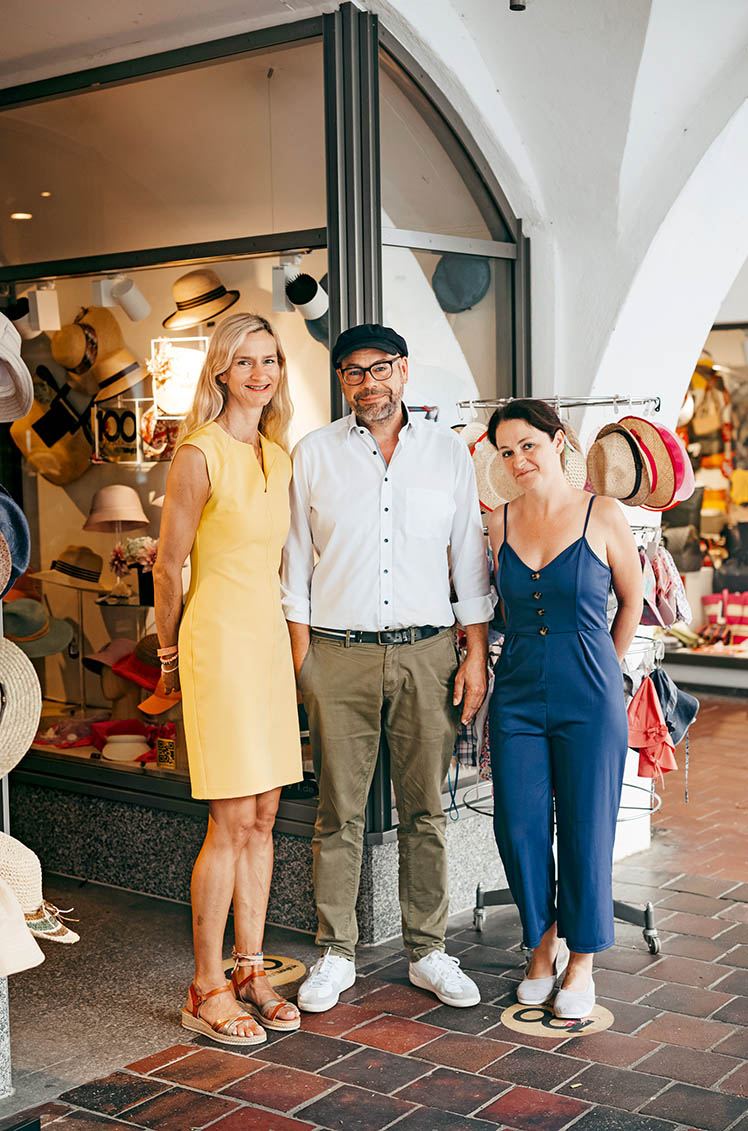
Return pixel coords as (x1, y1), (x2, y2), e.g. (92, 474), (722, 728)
(457, 393), (665, 955)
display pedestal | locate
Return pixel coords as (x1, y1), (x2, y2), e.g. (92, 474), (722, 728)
(0, 977), (11, 1100)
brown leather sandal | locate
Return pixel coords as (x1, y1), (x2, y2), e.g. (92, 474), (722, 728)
(231, 949), (301, 1031)
(181, 981), (267, 1046)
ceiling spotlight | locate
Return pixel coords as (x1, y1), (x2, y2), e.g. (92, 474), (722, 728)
(91, 273), (151, 321)
(40, 191), (51, 198)
(10, 212), (33, 220)
(509, 1), (526, 8)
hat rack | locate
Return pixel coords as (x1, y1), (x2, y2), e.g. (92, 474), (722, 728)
(457, 394), (662, 417)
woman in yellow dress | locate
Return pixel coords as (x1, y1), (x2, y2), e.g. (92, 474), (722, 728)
(154, 312), (303, 1046)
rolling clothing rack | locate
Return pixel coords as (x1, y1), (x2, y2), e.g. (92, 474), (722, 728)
(468, 392), (664, 955)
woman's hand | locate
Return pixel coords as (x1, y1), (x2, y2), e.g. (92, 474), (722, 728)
(162, 665), (181, 695)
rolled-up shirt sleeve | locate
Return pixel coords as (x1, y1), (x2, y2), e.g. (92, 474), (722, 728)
(449, 440), (496, 626)
(281, 443), (314, 624)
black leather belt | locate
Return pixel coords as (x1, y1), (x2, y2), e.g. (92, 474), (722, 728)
(311, 625), (445, 646)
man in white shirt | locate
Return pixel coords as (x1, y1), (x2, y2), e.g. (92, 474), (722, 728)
(281, 323), (494, 1012)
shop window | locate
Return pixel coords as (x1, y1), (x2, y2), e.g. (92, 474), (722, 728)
(382, 245), (513, 421)
(0, 40), (325, 265)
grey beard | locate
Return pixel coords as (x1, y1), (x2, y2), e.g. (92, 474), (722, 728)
(354, 395), (401, 424)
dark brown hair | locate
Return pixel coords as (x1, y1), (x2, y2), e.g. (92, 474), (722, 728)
(487, 398), (565, 450)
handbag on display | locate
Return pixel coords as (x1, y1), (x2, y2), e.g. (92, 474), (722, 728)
(663, 526), (705, 574)
(691, 382), (724, 438)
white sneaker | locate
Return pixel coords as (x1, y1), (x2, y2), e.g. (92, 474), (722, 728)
(297, 951), (356, 1013)
(409, 950), (481, 1008)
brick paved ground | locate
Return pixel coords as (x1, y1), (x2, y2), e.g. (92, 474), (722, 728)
(2, 695), (746, 1131)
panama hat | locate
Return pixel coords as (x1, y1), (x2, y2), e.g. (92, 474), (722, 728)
(32, 545), (104, 592)
(93, 348), (145, 403)
(618, 416), (687, 511)
(162, 269), (239, 330)
(83, 636), (137, 675)
(51, 307), (123, 396)
(471, 425), (587, 512)
(0, 485), (31, 599)
(138, 675), (182, 716)
(459, 421), (491, 451)
(0, 312), (34, 422)
(4, 598), (74, 659)
(0, 637), (42, 777)
(0, 878), (44, 975)
(83, 484), (148, 532)
(587, 422), (652, 506)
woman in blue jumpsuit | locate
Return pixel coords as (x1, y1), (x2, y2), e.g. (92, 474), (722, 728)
(486, 400), (642, 1019)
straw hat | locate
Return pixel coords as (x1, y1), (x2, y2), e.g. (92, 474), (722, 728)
(0, 877), (44, 975)
(0, 637), (42, 777)
(51, 307), (124, 396)
(0, 485), (30, 599)
(587, 423), (652, 506)
(83, 636), (137, 675)
(618, 416), (686, 511)
(32, 545), (104, 592)
(162, 269), (239, 330)
(138, 675), (182, 716)
(83, 484), (148, 532)
(0, 312), (34, 423)
(471, 425), (587, 512)
(93, 348), (145, 403)
(0, 532), (10, 595)
(0, 832), (78, 944)
(459, 421), (491, 451)
(4, 598), (74, 659)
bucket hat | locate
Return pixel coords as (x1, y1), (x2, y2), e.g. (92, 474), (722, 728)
(4, 598), (74, 659)
(0, 485), (31, 599)
(83, 636), (137, 675)
(587, 423), (652, 506)
(83, 484), (148, 532)
(432, 253), (491, 313)
(162, 269), (239, 330)
(111, 632), (160, 691)
(51, 307), (124, 396)
(0, 637), (42, 776)
(32, 545), (103, 592)
(93, 348), (145, 403)
(0, 877), (44, 976)
(0, 312), (34, 422)
(138, 675), (182, 715)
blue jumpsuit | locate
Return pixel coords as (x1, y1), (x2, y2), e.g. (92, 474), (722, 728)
(489, 495), (628, 954)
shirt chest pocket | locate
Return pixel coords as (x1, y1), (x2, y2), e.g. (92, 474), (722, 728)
(406, 487), (453, 540)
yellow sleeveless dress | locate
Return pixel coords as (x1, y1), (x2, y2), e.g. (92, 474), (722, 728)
(177, 422), (302, 799)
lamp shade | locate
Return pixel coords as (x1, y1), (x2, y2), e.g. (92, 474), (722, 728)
(83, 484), (148, 532)
(148, 338), (207, 418)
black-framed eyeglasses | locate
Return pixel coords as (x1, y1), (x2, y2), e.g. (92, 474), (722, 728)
(339, 358), (401, 386)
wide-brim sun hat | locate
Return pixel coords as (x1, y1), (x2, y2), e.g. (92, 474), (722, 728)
(0, 312), (34, 423)
(471, 423), (588, 512)
(32, 544), (104, 592)
(0, 484), (31, 599)
(587, 422), (652, 507)
(459, 421), (490, 451)
(0, 637), (42, 777)
(0, 532), (11, 595)
(162, 269), (240, 330)
(93, 348), (145, 403)
(83, 484), (149, 532)
(618, 416), (687, 511)
(3, 597), (74, 659)
(51, 307), (124, 396)
(83, 637), (138, 675)
(0, 877), (44, 976)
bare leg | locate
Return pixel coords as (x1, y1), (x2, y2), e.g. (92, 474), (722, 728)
(232, 788), (298, 1022)
(188, 795), (264, 1037)
(525, 921), (560, 979)
(560, 951), (594, 992)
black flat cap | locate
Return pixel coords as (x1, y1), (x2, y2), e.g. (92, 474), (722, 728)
(332, 323), (408, 368)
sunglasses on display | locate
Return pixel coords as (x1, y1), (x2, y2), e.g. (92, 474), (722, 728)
(338, 358), (401, 386)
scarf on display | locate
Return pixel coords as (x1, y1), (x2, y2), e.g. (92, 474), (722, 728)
(627, 675), (678, 782)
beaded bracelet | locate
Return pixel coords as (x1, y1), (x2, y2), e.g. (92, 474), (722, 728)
(157, 645), (179, 658)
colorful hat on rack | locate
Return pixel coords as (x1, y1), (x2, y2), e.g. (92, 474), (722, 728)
(618, 416), (690, 511)
(162, 269), (239, 330)
(32, 545), (104, 592)
(0, 638), (42, 778)
(0, 312), (34, 423)
(3, 598), (74, 659)
(111, 632), (160, 692)
(0, 485), (31, 600)
(587, 423), (652, 507)
(83, 484), (148, 532)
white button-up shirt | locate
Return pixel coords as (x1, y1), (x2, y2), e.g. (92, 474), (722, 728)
(281, 411), (494, 631)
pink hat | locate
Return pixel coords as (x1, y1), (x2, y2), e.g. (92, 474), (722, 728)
(83, 637), (137, 675)
(83, 485), (148, 532)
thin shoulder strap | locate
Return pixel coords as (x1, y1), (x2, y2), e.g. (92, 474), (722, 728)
(501, 502), (509, 548)
(582, 493), (595, 537)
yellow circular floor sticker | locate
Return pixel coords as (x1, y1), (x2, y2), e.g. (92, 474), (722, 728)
(223, 955), (306, 986)
(500, 1001), (614, 1038)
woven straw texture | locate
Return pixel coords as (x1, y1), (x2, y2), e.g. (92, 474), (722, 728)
(0, 832), (42, 914)
(0, 636), (42, 775)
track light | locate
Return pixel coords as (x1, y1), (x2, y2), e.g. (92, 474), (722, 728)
(91, 274), (151, 321)
(24, 285), (61, 332)
(509, 1), (526, 9)
(285, 272), (329, 345)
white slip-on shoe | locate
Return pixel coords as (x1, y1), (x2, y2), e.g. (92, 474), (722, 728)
(553, 976), (596, 1019)
(297, 950), (356, 1013)
(409, 950), (481, 1008)
(516, 941), (569, 1006)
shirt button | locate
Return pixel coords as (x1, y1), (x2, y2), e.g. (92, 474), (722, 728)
(384, 507), (389, 512)
(384, 538), (389, 543)
(359, 429), (364, 434)
(531, 571), (541, 580)
(384, 600), (389, 605)
(384, 477), (389, 482)
(539, 625), (549, 635)
(537, 609), (546, 616)
(533, 592), (542, 600)
(384, 569), (389, 574)
(372, 450), (377, 455)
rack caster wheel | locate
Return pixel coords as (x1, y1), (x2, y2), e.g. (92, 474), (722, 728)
(645, 931), (660, 954)
(473, 908), (485, 931)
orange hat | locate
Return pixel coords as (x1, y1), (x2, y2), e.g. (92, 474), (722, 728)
(138, 676), (181, 716)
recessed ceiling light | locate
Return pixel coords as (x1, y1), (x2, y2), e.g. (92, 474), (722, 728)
(40, 191), (51, 198)
(10, 212), (33, 220)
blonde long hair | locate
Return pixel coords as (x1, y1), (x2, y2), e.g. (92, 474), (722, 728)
(181, 312), (293, 450)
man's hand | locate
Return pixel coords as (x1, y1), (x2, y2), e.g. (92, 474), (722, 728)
(287, 621), (312, 679)
(453, 651), (487, 725)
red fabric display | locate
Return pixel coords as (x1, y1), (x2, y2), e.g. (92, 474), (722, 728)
(627, 675), (678, 780)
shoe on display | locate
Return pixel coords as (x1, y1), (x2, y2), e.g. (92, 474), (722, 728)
(297, 950), (356, 1013)
(408, 950), (481, 1008)
(553, 975), (596, 1019)
(516, 940), (569, 1006)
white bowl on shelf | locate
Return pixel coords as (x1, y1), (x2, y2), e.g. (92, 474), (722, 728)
(101, 734), (151, 762)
